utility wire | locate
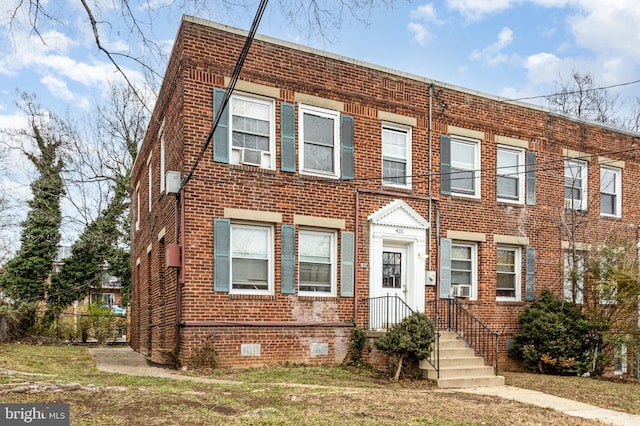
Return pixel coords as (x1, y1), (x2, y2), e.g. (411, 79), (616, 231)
(180, 0), (270, 190)
(508, 79), (640, 103)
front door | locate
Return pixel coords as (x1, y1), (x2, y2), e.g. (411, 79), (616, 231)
(369, 244), (411, 329)
(382, 246), (407, 301)
(367, 199), (429, 329)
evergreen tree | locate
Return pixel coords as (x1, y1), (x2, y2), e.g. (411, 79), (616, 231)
(48, 83), (140, 312)
(0, 117), (64, 302)
(48, 174), (130, 311)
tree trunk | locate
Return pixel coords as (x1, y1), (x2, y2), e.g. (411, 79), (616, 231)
(393, 353), (405, 381)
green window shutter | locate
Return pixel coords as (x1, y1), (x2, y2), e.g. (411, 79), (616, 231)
(440, 135), (451, 195)
(525, 246), (535, 302)
(526, 152), (536, 206)
(213, 88), (230, 163)
(280, 103), (296, 172)
(213, 218), (230, 292)
(341, 114), (355, 180)
(340, 232), (355, 297)
(439, 238), (452, 299)
(281, 224), (296, 294)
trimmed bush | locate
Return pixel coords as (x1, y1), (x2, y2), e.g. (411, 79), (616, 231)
(375, 312), (435, 380)
(508, 289), (594, 375)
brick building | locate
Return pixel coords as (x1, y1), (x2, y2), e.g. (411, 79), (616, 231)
(131, 15), (640, 373)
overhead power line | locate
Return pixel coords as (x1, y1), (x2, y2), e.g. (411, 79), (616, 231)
(180, 0), (270, 190)
(508, 79), (640, 103)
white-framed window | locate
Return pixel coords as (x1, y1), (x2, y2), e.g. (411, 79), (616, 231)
(600, 165), (621, 217)
(90, 293), (115, 307)
(614, 342), (628, 375)
(147, 157), (152, 212)
(229, 94), (275, 169)
(159, 129), (166, 194)
(298, 229), (336, 295)
(496, 246), (521, 301)
(135, 183), (140, 232)
(230, 224), (273, 294)
(451, 137), (481, 197)
(382, 124), (411, 188)
(299, 104), (340, 178)
(451, 242), (478, 300)
(564, 159), (588, 210)
(563, 251), (585, 304)
(497, 146), (524, 203)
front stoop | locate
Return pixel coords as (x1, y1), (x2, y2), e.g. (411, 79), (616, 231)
(420, 331), (505, 388)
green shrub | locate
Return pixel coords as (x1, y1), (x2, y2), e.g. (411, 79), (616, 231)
(86, 303), (116, 344)
(508, 289), (594, 375)
(0, 301), (37, 342)
(375, 312), (435, 380)
(344, 325), (368, 367)
(188, 339), (219, 372)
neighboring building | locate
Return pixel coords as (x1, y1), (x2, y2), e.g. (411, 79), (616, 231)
(131, 16), (640, 372)
(54, 246), (126, 315)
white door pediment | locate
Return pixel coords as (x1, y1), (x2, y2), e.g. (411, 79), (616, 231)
(368, 199), (429, 230)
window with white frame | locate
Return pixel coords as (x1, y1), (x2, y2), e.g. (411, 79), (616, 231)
(451, 137), (480, 197)
(597, 253), (619, 304)
(451, 242), (477, 299)
(382, 124), (411, 187)
(229, 95), (274, 168)
(230, 224), (273, 294)
(298, 229), (336, 295)
(299, 104), (340, 177)
(147, 157), (152, 212)
(563, 251), (585, 303)
(160, 130), (166, 194)
(600, 166), (621, 217)
(497, 146), (524, 203)
(135, 184), (140, 232)
(614, 342), (628, 375)
(564, 159), (588, 210)
(496, 246), (521, 300)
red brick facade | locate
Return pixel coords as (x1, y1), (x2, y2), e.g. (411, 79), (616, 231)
(130, 16), (640, 372)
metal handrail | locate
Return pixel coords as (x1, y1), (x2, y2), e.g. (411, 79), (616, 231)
(357, 294), (414, 331)
(425, 298), (500, 375)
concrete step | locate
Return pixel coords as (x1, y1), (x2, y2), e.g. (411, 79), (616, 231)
(438, 339), (471, 349)
(424, 365), (497, 380)
(436, 375), (505, 388)
(421, 331), (503, 388)
(420, 356), (485, 369)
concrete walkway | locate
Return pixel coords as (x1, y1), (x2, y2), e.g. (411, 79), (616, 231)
(452, 386), (640, 426)
(89, 347), (640, 426)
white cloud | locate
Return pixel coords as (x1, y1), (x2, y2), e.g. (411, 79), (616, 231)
(408, 3), (443, 46)
(40, 75), (75, 101)
(411, 4), (440, 22)
(447, 0), (515, 20)
(408, 22), (431, 46)
(569, 2), (640, 60)
(469, 27), (514, 66)
(524, 52), (564, 85)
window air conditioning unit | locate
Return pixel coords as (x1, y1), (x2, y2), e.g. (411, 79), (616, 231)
(564, 198), (583, 210)
(241, 148), (262, 166)
(451, 285), (471, 298)
(232, 147), (270, 167)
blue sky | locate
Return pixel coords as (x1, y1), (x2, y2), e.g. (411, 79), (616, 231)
(3, 1), (640, 126)
(1, 0), (640, 247)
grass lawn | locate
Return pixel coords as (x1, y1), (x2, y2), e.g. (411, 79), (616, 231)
(0, 343), (636, 425)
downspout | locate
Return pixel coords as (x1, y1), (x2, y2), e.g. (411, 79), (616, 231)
(428, 83), (434, 272)
(174, 189), (185, 362)
(353, 188), (360, 322)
